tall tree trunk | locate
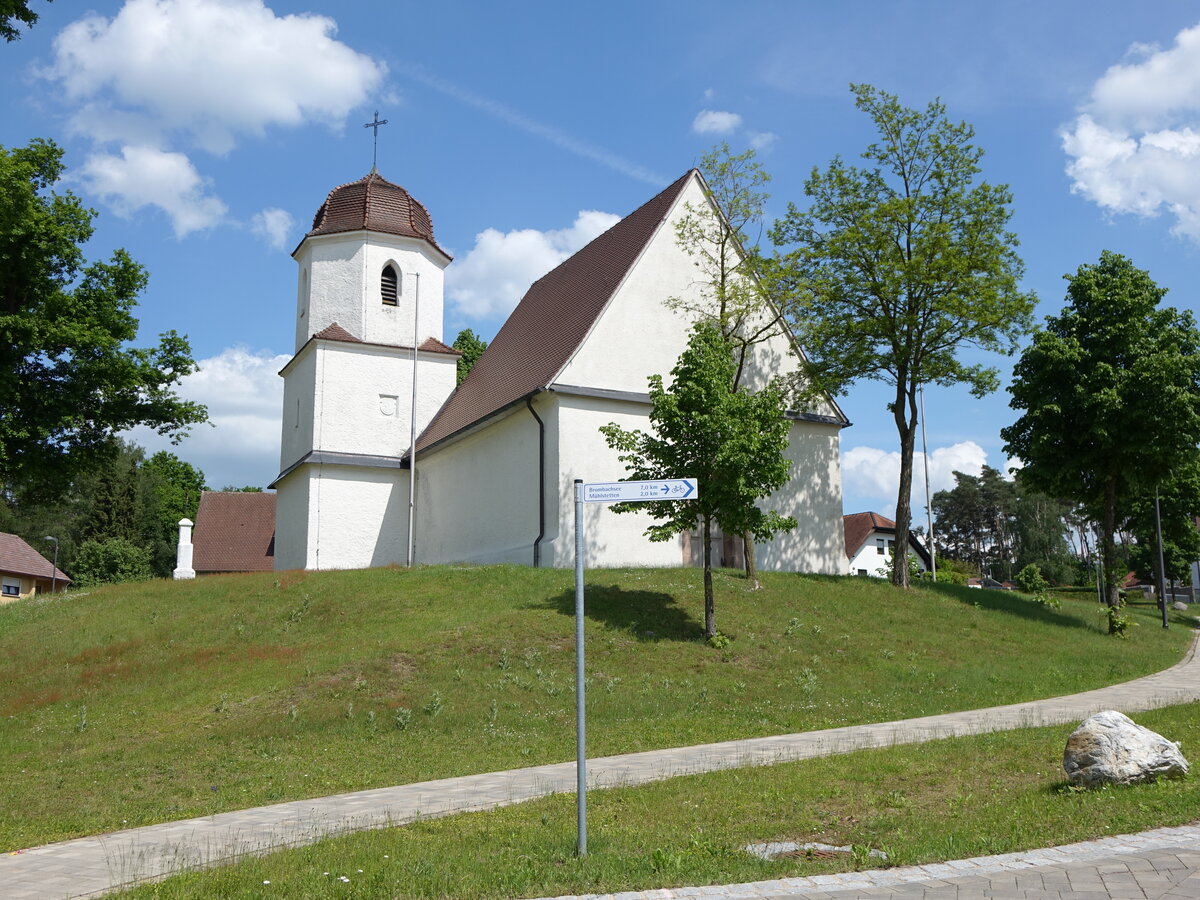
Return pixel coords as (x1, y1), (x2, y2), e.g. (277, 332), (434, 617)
(742, 533), (760, 590)
(1100, 476), (1122, 631)
(891, 378), (919, 588)
(703, 515), (716, 637)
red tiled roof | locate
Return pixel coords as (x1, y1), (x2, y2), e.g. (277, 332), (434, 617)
(842, 511), (896, 559)
(308, 323), (461, 356)
(313, 322), (361, 343)
(307, 172), (451, 259)
(415, 170), (694, 453)
(0, 532), (70, 582)
(192, 492), (276, 573)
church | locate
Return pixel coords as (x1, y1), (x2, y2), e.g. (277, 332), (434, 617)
(269, 167), (850, 573)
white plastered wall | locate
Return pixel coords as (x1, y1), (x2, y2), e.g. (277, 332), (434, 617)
(307, 343), (456, 459)
(278, 465), (410, 570)
(415, 402), (545, 565)
(294, 232), (447, 352)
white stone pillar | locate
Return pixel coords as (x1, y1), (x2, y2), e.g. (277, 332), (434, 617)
(173, 518), (196, 580)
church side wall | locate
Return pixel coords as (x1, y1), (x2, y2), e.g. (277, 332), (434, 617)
(313, 345), (456, 459)
(547, 395), (686, 569)
(416, 405), (544, 565)
(754, 421), (849, 575)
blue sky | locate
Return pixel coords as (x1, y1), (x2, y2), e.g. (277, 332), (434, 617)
(4, 1), (1200, 519)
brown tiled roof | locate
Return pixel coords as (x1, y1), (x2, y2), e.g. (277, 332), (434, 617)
(843, 511), (895, 559)
(192, 492), (276, 573)
(314, 322), (361, 343)
(0, 532), (70, 582)
(415, 170), (694, 453)
(420, 337), (460, 355)
(308, 172), (450, 259)
(843, 511), (932, 568)
(309, 323), (460, 356)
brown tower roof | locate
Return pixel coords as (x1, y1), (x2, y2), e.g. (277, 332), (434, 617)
(307, 172), (450, 259)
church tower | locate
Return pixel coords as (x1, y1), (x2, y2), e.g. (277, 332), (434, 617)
(272, 173), (460, 571)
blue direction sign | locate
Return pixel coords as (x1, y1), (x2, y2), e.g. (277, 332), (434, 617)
(582, 479), (697, 503)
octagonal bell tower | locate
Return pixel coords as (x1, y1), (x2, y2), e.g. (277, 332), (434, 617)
(274, 172), (460, 571)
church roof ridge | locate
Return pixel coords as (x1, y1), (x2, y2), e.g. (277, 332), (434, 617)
(305, 171), (451, 259)
(414, 170), (695, 454)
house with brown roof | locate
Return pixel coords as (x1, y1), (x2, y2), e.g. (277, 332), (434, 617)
(844, 512), (932, 577)
(0, 532), (70, 600)
(191, 492), (276, 574)
(271, 168), (849, 573)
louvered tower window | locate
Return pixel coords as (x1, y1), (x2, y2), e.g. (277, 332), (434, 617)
(381, 264), (399, 306)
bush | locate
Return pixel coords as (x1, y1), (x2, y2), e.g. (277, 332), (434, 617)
(72, 538), (153, 586)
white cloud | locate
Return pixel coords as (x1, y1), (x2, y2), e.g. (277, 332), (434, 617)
(1062, 23), (1200, 241)
(250, 207), (295, 251)
(79, 144), (227, 237)
(46, 0), (385, 154)
(748, 130), (779, 151)
(126, 346), (289, 490)
(446, 210), (620, 319)
(842, 441), (989, 515)
(692, 109), (743, 135)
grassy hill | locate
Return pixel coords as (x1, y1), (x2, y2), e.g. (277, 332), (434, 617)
(0, 565), (1192, 851)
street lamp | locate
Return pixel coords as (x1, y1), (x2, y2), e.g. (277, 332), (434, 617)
(44, 536), (58, 595)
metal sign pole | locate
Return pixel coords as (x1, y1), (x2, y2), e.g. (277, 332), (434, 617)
(571, 476), (696, 858)
(573, 478), (587, 856)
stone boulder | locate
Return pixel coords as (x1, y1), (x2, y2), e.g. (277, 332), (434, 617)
(1173, 601), (1190, 611)
(1063, 710), (1188, 787)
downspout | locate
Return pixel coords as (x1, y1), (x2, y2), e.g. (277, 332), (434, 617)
(526, 395), (545, 567)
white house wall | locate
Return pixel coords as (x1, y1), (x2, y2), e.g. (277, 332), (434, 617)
(555, 178), (707, 393)
(279, 348), (317, 470)
(415, 403), (545, 566)
(310, 343), (457, 459)
(278, 465), (411, 570)
(294, 232), (447, 352)
(753, 421), (847, 575)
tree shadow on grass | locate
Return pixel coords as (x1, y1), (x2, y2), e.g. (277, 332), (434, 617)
(914, 580), (1103, 632)
(529, 584), (705, 642)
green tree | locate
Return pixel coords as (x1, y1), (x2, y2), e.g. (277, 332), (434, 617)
(1124, 460), (1200, 588)
(451, 328), (488, 385)
(600, 323), (796, 637)
(771, 84), (1036, 587)
(0, 139), (206, 499)
(671, 143), (795, 588)
(72, 537), (152, 587)
(1, 0), (49, 42)
(1002, 251), (1200, 630)
(140, 451), (207, 577)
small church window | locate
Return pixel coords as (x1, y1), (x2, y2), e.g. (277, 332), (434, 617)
(381, 264), (399, 306)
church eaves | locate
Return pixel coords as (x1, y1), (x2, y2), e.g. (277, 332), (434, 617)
(306, 172), (451, 260)
(414, 170), (695, 454)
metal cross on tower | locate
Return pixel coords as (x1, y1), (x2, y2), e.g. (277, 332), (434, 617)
(363, 110), (389, 172)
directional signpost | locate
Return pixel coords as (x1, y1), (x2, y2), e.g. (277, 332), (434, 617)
(572, 477), (698, 856)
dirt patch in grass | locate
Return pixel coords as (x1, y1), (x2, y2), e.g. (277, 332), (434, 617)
(3, 688), (62, 715)
(69, 640), (142, 664)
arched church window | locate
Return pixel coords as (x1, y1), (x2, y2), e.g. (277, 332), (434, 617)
(381, 264), (399, 306)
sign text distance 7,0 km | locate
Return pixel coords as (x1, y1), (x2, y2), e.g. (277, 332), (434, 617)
(581, 478), (697, 503)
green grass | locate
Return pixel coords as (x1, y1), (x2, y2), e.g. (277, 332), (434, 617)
(0, 565), (1193, 851)
(115, 703), (1200, 899)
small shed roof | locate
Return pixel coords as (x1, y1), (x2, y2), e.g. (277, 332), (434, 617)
(192, 492), (276, 573)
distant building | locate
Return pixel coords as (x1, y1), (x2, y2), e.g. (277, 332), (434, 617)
(191, 492), (276, 574)
(0, 533), (70, 600)
(843, 511), (931, 577)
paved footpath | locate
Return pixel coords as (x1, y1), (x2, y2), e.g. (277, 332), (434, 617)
(3, 634), (1198, 899)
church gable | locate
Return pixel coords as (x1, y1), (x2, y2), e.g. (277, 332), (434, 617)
(414, 171), (694, 454)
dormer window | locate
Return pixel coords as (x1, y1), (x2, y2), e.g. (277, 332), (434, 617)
(381, 264), (399, 306)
